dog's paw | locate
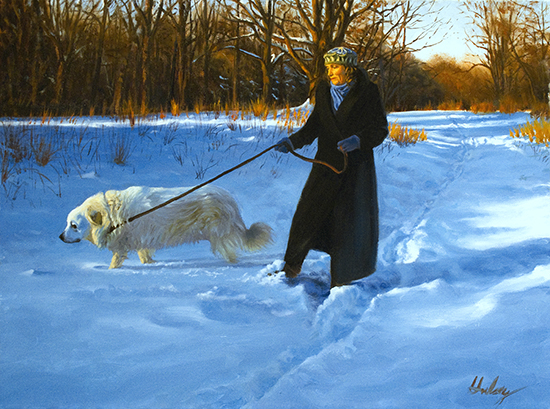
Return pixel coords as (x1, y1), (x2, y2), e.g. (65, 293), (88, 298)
(109, 252), (128, 269)
(138, 249), (156, 264)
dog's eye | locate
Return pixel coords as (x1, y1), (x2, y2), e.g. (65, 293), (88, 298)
(70, 222), (78, 230)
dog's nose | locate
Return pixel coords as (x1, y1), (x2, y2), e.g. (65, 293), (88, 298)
(59, 232), (65, 241)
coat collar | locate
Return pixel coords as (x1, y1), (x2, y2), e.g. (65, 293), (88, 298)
(317, 69), (370, 138)
(334, 69), (368, 121)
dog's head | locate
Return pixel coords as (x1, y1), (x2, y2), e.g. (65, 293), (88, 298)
(59, 194), (112, 248)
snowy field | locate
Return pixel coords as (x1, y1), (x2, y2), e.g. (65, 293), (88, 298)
(1, 109), (549, 408)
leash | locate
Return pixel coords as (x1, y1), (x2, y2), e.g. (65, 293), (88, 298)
(288, 146), (348, 175)
(107, 143), (347, 234)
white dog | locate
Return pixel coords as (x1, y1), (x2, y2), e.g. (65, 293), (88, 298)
(59, 185), (272, 268)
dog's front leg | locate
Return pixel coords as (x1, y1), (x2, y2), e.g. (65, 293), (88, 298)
(109, 252), (128, 269)
(138, 249), (156, 264)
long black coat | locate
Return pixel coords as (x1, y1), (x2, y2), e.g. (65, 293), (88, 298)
(285, 69), (388, 287)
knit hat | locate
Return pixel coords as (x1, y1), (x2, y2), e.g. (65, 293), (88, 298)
(323, 47), (358, 67)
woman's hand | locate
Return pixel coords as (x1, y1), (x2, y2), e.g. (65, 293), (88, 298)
(275, 137), (294, 153)
(337, 135), (360, 153)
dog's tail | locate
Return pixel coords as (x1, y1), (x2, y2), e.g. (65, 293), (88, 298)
(244, 222), (273, 251)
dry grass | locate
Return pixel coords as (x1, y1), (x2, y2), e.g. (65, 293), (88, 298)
(171, 99), (181, 117)
(276, 105), (310, 134)
(529, 102), (550, 119)
(2, 124), (31, 163)
(510, 119), (550, 146)
(510, 118), (550, 163)
(194, 101), (205, 115)
(438, 101), (464, 111)
(388, 123), (428, 146)
(499, 96), (522, 114)
(1, 150), (11, 186)
(250, 98), (269, 118)
(1, 122), (59, 198)
(109, 131), (135, 165)
(470, 101), (497, 114)
(31, 133), (59, 166)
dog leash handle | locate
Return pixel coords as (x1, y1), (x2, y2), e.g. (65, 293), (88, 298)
(288, 147), (348, 175)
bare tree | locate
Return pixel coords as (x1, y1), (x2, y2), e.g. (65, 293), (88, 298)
(463, 0), (522, 102)
(273, 0), (443, 100)
(365, 0), (445, 108)
(273, 0), (382, 95)
(221, 0), (283, 103)
(193, 0), (221, 106)
(0, 0), (39, 108)
(166, 0), (195, 107)
(509, 1), (550, 105)
(132, 0), (165, 112)
(231, 6), (241, 106)
(108, 2), (133, 114)
(38, 0), (92, 104)
(87, 0), (112, 107)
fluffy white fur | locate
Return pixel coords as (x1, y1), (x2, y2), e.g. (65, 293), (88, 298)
(59, 185), (272, 268)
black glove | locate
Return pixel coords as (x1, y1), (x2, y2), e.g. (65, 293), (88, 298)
(275, 137), (294, 153)
(337, 135), (360, 153)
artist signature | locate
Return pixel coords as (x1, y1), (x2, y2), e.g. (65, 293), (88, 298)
(469, 376), (526, 405)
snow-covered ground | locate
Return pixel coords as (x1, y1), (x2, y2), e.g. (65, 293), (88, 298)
(1, 110), (549, 408)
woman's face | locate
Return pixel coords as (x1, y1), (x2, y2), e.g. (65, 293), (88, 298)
(326, 64), (348, 86)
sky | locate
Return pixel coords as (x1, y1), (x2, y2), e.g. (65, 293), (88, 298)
(413, 1), (476, 61)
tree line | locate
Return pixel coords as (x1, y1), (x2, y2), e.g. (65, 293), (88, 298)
(430, 0), (550, 114)
(1, 0), (549, 117)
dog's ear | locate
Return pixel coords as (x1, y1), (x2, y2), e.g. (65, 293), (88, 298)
(88, 209), (104, 226)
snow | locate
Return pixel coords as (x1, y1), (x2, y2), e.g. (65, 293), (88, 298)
(1, 110), (549, 408)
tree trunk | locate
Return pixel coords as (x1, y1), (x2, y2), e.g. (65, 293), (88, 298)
(232, 15), (240, 107)
(91, 0), (109, 107)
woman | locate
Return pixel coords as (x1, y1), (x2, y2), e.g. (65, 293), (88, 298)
(275, 47), (388, 288)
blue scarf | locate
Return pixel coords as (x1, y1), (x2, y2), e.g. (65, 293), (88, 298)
(330, 82), (353, 112)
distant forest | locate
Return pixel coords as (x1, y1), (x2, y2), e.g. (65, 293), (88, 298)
(1, 0), (550, 116)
